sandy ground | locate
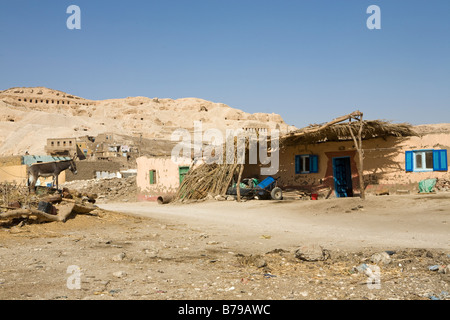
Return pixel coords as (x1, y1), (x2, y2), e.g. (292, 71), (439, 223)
(99, 194), (450, 252)
(0, 193), (448, 301)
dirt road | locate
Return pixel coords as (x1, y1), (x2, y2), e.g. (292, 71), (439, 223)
(99, 194), (450, 253)
(0, 193), (448, 300)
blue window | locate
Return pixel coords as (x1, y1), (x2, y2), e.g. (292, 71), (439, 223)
(295, 155), (318, 174)
(406, 150), (447, 172)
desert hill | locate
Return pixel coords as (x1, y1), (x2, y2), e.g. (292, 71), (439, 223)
(0, 87), (295, 156)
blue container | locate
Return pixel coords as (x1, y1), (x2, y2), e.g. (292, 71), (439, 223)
(257, 177), (275, 190)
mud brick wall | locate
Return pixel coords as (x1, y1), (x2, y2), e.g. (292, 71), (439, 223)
(0, 156), (23, 167)
(66, 160), (122, 181)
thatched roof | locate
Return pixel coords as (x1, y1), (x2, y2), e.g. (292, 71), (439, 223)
(281, 112), (417, 146)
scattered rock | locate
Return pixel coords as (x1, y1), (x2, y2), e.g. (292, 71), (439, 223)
(112, 253), (126, 262)
(113, 271), (127, 278)
(295, 244), (330, 262)
(236, 254), (267, 268)
(429, 265), (440, 271)
(266, 248), (289, 255)
(438, 265), (449, 274)
(214, 195), (226, 201)
(370, 252), (391, 265)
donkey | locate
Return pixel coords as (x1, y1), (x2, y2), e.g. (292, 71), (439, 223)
(28, 155), (78, 193)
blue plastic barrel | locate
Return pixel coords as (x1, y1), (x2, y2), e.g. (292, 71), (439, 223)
(257, 177), (275, 190)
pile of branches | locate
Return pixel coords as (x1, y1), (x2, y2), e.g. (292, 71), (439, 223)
(0, 185), (98, 225)
(0, 182), (29, 208)
(174, 163), (241, 202)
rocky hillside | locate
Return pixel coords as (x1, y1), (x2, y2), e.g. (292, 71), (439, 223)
(0, 87), (295, 156)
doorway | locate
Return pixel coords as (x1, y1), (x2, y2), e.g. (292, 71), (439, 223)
(333, 157), (353, 198)
(179, 166), (190, 184)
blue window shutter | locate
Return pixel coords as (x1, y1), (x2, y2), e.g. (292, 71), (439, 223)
(310, 155), (319, 173)
(433, 150), (448, 171)
(405, 151), (413, 172)
(295, 156), (300, 174)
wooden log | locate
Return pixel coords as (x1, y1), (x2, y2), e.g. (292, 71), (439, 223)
(0, 202), (79, 223)
(236, 164), (245, 202)
(41, 195), (63, 203)
(55, 203), (76, 222)
(0, 209), (62, 222)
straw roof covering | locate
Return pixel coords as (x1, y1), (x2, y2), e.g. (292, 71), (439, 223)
(281, 119), (417, 146)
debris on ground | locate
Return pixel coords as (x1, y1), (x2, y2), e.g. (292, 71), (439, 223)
(0, 183), (98, 225)
(61, 176), (137, 202)
(435, 178), (450, 192)
(370, 252), (392, 265)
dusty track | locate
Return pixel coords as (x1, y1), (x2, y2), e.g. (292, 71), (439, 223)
(0, 193), (448, 300)
(99, 194), (450, 253)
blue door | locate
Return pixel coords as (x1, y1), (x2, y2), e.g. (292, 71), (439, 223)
(333, 157), (353, 198)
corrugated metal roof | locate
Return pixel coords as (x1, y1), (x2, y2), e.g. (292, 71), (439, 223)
(22, 155), (72, 166)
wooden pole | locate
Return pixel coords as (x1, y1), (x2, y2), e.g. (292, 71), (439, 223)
(236, 164), (244, 202)
(348, 115), (366, 200)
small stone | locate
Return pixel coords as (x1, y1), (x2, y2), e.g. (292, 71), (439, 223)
(113, 271), (127, 278)
(255, 258), (267, 268)
(370, 252), (391, 265)
(295, 244), (330, 262)
(112, 253), (126, 261)
(215, 195), (226, 201)
(438, 265), (449, 274)
(428, 265), (439, 271)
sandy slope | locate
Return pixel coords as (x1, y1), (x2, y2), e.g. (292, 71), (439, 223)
(0, 88), (294, 156)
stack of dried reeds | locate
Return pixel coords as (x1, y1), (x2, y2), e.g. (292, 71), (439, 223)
(174, 163), (241, 202)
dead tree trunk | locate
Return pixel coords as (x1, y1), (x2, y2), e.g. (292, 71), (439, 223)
(0, 202), (76, 223)
(348, 115), (366, 200)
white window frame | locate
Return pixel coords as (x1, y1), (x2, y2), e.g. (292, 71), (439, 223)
(298, 155), (311, 174)
(413, 150), (433, 172)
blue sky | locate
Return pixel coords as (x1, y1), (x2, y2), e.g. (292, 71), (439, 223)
(1, 0), (449, 128)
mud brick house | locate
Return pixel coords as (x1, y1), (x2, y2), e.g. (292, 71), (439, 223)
(0, 155), (72, 185)
(268, 112), (449, 198)
(136, 111), (449, 202)
(136, 156), (195, 202)
(185, 111), (448, 200)
(45, 138), (92, 160)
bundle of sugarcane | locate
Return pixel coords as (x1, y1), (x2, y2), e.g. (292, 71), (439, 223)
(174, 163), (240, 202)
